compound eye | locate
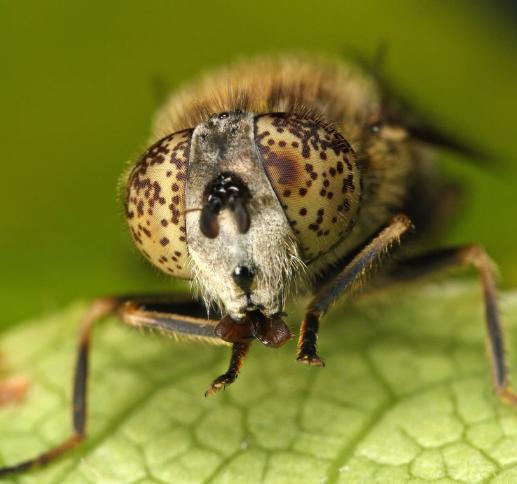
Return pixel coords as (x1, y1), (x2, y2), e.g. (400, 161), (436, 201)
(254, 113), (361, 261)
(125, 129), (193, 278)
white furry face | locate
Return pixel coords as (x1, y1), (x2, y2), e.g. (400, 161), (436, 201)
(187, 204), (304, 319)
(185, 112), (306, 319)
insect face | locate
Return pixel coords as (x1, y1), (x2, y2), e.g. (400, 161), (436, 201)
(186, 111), (302, 319)
(125, 106), (363, 321)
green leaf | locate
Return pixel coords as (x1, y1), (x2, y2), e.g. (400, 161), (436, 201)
(1, 282), (517, 483)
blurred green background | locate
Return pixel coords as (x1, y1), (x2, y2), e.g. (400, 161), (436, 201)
(1, 0), (516, 329)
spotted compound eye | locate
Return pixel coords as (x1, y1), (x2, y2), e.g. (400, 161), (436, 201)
(125, 129), (193, 278)
(254, 113), (361, 261)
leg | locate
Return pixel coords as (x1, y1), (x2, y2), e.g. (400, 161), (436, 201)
(297, 214), (412, 365)
(117, 297), (222, 344)
(0, 295), (229, 477)
(297, 312), (324, 366)
(205, 341), (251, 397)
(0, 298), (116, 477)
(371, 245), (517, 405)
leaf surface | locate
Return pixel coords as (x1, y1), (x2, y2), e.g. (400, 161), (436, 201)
(1, 282), (517, 483)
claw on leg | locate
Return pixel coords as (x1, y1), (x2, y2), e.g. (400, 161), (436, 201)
(297, 353), (325, 367)
(296, 311), (325, 367)
(205, 341), (251, 397)
(205, 373), (234, 397)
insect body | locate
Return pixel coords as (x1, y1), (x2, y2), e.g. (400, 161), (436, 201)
(0, 56), (514, 476)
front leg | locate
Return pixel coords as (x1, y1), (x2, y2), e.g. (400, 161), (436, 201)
(205, 342), (251, 396)
(297, 214), (412, 365)
(0, 294), (236, 477)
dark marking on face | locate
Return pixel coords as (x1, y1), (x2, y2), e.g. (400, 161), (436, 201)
(200, 172), (251, 238)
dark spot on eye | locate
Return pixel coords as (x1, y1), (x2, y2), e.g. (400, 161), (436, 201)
(218, 112), (229, 119)
(137, 200), (144, 216)
(262, 152), (303, 187)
